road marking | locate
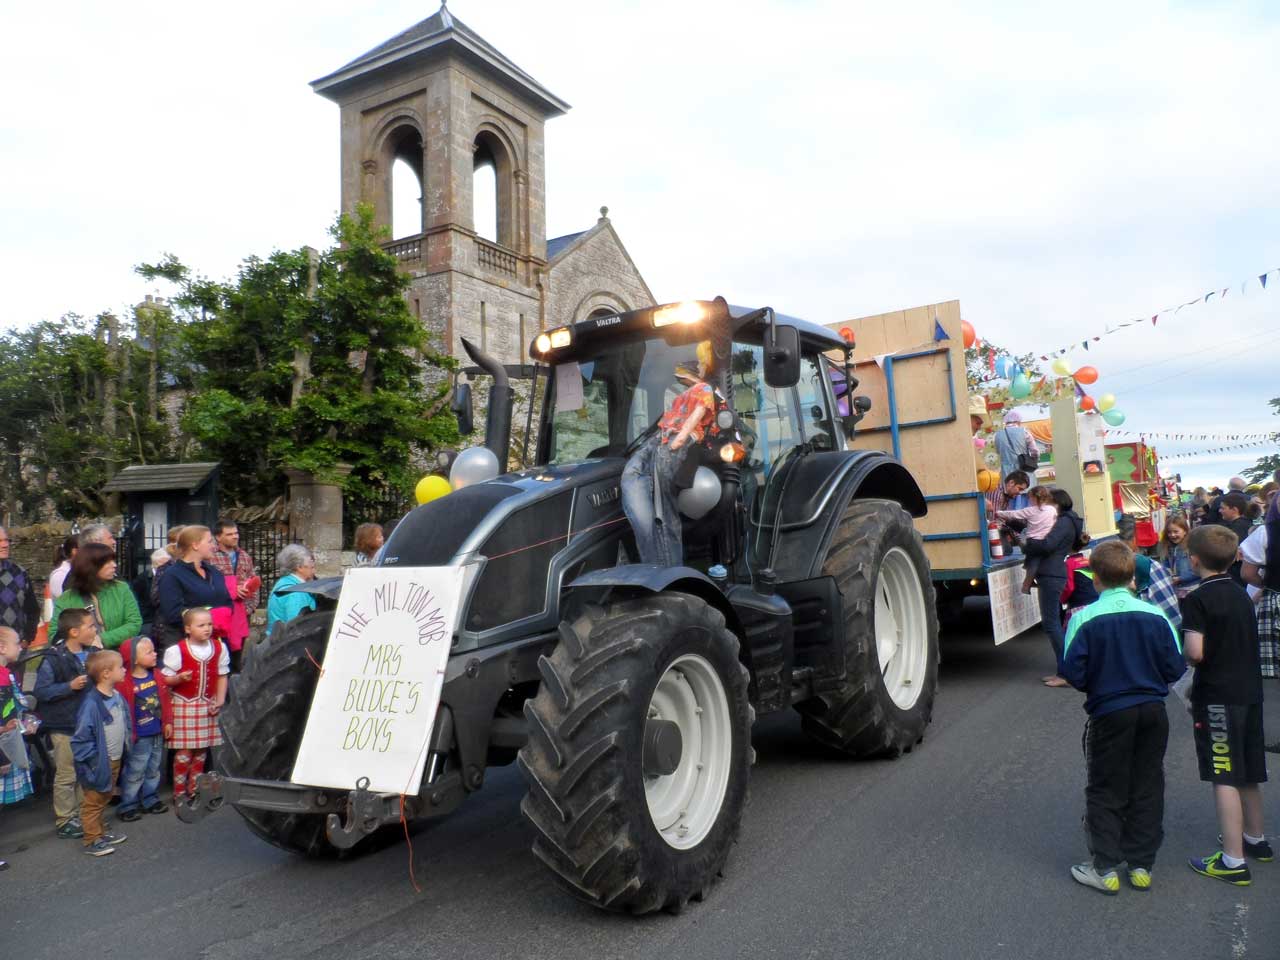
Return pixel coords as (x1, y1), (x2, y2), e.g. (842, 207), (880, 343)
(1231, 901), (1249, 959)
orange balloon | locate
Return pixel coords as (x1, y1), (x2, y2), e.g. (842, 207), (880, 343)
(961, 320), (977, 349)
(1073, 365), (1099, 385)
(1079, 395), (1096, 411)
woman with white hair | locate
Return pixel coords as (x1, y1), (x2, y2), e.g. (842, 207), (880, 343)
(994, 410), (1039, 491)
(265, 545), (318, 638)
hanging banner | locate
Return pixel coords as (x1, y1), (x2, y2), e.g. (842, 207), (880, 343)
(291, 566), (465, 795)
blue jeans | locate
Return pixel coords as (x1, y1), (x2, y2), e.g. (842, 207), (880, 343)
(622, 437), (687, 566)
(1037, 575), (1067, 666)
(120, 734), (164, 813)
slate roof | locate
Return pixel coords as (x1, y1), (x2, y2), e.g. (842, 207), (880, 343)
(546, 231), (587, 261)
(101, 462), (219, 495)
(311, 4), (569, 115)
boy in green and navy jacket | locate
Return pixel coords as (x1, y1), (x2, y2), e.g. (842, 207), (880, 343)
(1059, 541), (1186, 894)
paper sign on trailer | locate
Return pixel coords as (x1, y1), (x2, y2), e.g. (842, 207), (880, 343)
(290, 566), (465, 795)
(987, 563), (1043, 645)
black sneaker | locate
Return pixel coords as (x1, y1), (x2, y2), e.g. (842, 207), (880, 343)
(119, 808), (143, 823)
(1219, 834), (1275, 862)
(1189, 851), (1251, 886)
(84, 838), (115, 857)
(56, 821), (84, 840)
(143, 801), (169, 815)
(101, 831), (128, 846)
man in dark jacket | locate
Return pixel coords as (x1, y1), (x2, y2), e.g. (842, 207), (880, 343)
(33, 608), (100, 838)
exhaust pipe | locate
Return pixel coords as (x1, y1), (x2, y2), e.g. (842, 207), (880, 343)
(460, 337), (512, 474)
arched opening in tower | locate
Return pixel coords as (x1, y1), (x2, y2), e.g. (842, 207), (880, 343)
(473, 138), (499, 244)
(392, 158), (423, 239)
(386, 125), (424, 240)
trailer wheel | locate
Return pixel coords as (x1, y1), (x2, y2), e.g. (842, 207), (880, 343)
(519, 592), (753, 914)
(798, 499), (939, 758)
(219, 610), (399, 859)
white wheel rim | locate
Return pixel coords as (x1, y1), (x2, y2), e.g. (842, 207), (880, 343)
(644, 653), (732, 850)
(874, 547), (929, 710)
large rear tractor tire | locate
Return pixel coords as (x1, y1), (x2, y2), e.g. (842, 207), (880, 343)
(519, 593), (753, 914)
(798, 499), (939, 758)
(219, 610), (399, 859)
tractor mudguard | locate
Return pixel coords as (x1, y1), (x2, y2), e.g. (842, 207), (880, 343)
(763, 450), (926, 582)
(565, 565), (741, 633)
(275, 575), (345, 600)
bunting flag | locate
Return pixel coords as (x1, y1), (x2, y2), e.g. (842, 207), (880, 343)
(1034, 265), (1280, 359)
(933, 318), (949, 342)
(1156, 438), (1279, 461)
(1109, 429), (1280, 442)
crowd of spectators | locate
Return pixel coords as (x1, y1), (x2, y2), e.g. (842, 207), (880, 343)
(0, 517), (381, 868)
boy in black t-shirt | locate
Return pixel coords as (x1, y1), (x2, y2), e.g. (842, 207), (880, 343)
(1181, 525), (1271, 886)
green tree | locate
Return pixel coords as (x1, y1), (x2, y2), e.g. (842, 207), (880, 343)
(145, 204), (459, 504)
(0, 314), (128, 517)
(1244, 396), (1280, 483)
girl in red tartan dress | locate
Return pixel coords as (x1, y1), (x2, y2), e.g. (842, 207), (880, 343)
(161, 608), (228, 800)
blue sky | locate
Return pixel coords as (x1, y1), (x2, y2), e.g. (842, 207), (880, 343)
(1, 0), (1276, 487)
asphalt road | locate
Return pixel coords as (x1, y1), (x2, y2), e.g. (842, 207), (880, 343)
(6, 606), (1277, 960)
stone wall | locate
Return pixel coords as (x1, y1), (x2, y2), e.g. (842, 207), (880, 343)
(545, 219), (656, 326)
(4, 517), (121, 584)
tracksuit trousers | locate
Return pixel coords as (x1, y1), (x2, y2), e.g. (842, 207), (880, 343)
(1083, 701), (1169, 871)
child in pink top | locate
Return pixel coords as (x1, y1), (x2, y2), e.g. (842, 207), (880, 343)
(996, 486), (1059, 593)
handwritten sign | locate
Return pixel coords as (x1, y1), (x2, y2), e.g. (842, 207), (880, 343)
(987, 563), (1043, 646)
(555, 361), (584, 412)
(290, 566), (465, 794)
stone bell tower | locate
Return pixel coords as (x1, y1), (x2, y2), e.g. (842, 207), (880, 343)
(311, 3), (570, 364)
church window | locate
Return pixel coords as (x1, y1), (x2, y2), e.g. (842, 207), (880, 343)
(473, 130), (514, 248)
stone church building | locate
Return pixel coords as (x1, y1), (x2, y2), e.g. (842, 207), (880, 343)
(310, 4), (654, 366)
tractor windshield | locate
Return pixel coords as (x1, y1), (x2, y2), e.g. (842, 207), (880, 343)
(544, 337), (698, 464)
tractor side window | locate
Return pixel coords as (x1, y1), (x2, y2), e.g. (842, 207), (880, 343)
(797, 355), (837, 451)
(547, 365), (614, 463)
(729, 343), (801, 477)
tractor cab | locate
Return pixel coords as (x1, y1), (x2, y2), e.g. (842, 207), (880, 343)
(522, 298), (868, 571)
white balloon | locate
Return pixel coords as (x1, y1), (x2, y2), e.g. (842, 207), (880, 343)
(677, 467), (722, 520)
(449, 446), (500, 489)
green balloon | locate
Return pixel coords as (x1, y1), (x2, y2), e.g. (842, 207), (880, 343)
(1102, 409), (1125, 426)
(1010, 373), (1032, 399)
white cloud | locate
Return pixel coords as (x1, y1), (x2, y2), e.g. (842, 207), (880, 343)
(1, 0), (1277, 485)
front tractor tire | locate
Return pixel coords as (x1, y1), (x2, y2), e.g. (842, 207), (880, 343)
(519, 593), (753, 914)
(218, 610), (398, 859)
(799, 499), (939, 758)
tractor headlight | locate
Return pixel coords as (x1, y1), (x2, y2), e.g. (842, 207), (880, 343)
(533, 327), (572, 357)
(653, 301), (705, 328)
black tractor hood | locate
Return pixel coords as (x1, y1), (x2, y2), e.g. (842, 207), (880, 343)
(380, 458), (624, 569)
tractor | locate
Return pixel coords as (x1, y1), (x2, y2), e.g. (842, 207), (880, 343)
(183, 297), (939, 915)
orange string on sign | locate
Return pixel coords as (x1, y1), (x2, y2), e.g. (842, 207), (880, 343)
(483, 515), (630, 562)
(400, 794), (421, 894)
(303, 647), (324, 678)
